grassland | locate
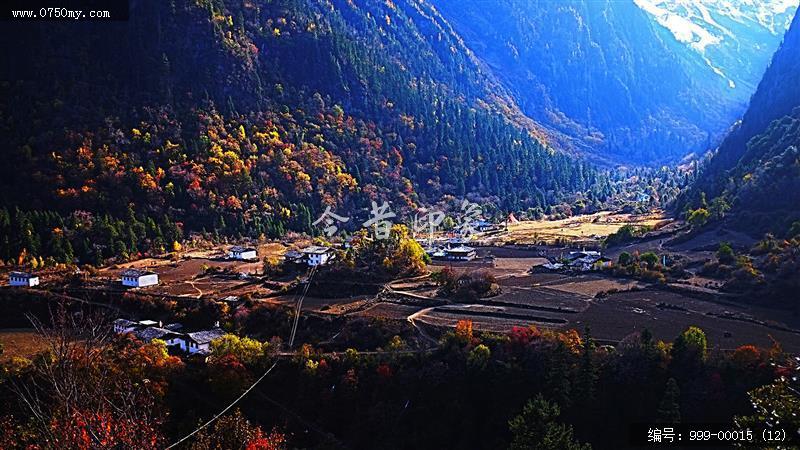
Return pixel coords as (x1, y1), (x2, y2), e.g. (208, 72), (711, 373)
(0, 329), (47, 362)
(497, 210), (673, 245)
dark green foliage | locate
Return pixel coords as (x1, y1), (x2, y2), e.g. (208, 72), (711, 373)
(656, 378), (681, 424)
(509, 395), (592, 450)
(680, 14), (800, 236)
(617, 252), (632, 266)
(671, 326), (708, 372)
(717, 242), (735, 265)
(0, 207), (181, 265)
(575, 327), (597, 402)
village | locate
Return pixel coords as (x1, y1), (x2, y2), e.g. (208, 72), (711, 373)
(3, 210), (800, 362)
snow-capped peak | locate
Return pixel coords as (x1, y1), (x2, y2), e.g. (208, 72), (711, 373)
(635, 0), (798, 92)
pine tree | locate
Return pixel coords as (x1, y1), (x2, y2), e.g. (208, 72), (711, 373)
(576, 327), (597, 402)
(656, 378), (681, 424)
(509, 395), (591, 450)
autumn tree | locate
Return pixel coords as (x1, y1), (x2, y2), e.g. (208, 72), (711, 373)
(188, 409), (286, 450)
(9, 307), (177, 449)
(671, 326), (707, 373)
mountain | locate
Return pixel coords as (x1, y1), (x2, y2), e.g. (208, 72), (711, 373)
(428, 0), (793, 165)
(635, 0), (798, 100)
(680, 11), (800, 235)
(0, 0), (608, 264)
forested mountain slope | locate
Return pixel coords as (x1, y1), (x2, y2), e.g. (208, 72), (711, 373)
(680, 12), (800, 236)
(429, 0), (791, 165)
(0, 0), (608, 264)
(429, 0), (729, 164)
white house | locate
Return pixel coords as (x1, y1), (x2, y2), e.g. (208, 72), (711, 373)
(121, 269), (159, 288)
(113, 318), (140, 334)
(445, 246), (477, 261)
(134, 326), (183, 346)
(9, 271), (39, 287)
(283, 250), (304, 264)
(470, 220), (494, 232)
(301, 246), (334, 266)
(228, 246), (258, 261)
(180, 328), (226, 354)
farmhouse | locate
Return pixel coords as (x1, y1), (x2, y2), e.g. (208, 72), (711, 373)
(300, 246), (335, 266)
(121, 269), (159, 287)
(113, 318), (140, 334)
(180, 327), (226, 354)
(470, 220), (495, 232)
(563, 251), (612, 272)
(134, 326), (183, 346)
(228, 246), (258, 261)
(283, 249), (304, 264)
(9, 271), (39, 287)
(445, 246), (477, 261)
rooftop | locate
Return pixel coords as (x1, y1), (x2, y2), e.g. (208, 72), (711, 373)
(301, 245), (332, 255)
(113, 318), (138, 327)
(230, 246), (256, 253)
(446, 246), (476, 253)
(134, 327), (175, 342)
(9, 271), (37, 278)
(186, 328), (226, 345)
(121, 268), (156, 277)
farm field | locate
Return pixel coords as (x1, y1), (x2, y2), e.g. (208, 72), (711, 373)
(0, 329), (47, 362)
(385, 250), (800, 352)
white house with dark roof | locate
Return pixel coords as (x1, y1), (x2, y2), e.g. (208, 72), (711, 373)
(9, 271), (39, 287)
(283, 250), (304, 264)
(180, 327), (226, 354)
(113, 318), (140, 334)
(444, 246), (477, 261)
(300, 246), (334, 266)
(134, 326), (183, 347)
(121, 269), (159, 288)
(228, 246), (258, 261)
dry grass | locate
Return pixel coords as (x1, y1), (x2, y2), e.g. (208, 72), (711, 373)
(500, 211), (669, 244)
(0, 329), (47, 362)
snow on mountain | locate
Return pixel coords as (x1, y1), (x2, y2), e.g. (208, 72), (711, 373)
(635, 0), (798, 93)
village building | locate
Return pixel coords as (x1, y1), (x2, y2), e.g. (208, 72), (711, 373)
(563, 251), (611, 272)
(113, 318), (140, 334)
(9, 271), (39, 287)
(228, 246), (258, 261)
(283, 249), (304, 264)
(300, 246), (335, 266)
(446, 237), (471, 247)
(542, 262), (564, 271)
(134, 326), (183, 346)
(220, 295), (240, 304)
(445, 246), (477, 261)
(163, 323), (184, 331)
(113, 318), (172, 334)
(181, 328), (226, 354)
(470, 220), (495, 232)
(121, 269), (159, 288)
